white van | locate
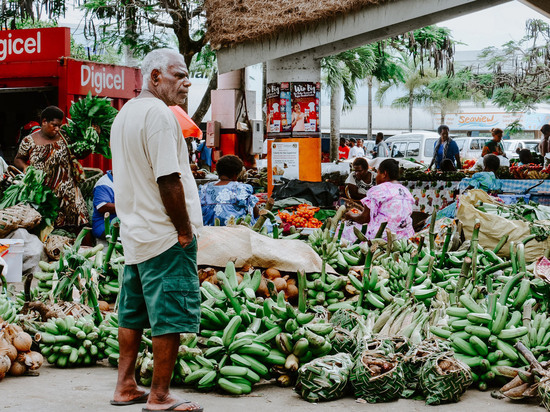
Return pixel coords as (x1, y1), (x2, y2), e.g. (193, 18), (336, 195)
(385, 132), (440, 164)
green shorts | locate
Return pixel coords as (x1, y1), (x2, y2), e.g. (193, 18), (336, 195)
(118, 238), (200, 336)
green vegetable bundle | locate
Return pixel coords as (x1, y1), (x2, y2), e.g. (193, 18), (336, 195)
(296, 353), (354, 402)
(418, 353), (473, 405)
(0, 166), (59, 226)
(62, 92), (118, 159)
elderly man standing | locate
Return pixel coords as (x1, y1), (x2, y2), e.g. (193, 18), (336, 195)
(110, 48), (203, 412)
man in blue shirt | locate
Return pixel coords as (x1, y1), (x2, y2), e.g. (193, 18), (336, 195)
(92, 170), (116, 238)
(428, 125), (461, 170)
(196, 139), (212, 171)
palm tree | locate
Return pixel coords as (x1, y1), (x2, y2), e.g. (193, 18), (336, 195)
(417, 69), (486, 124)
(322, 47), (375, 161)
(376, 54), (435, 132)
(365, 43), (405, 139)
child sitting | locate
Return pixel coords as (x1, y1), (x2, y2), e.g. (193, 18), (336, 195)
(467, 154), (502, 194)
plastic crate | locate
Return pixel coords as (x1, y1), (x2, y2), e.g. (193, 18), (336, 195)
(498, 194), (531, 205)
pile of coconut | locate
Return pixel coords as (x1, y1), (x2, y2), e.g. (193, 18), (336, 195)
(0, 319), (43, 380)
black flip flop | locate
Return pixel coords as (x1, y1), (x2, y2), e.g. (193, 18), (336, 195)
(142, 400), (203, 412)
(110, 392), (150, 406)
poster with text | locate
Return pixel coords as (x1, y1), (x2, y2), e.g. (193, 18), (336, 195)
(290, 82), (320, 136)
(266, 83), (282, 134)
(280, 82), (292, 134)
(271, 141), (299, 182)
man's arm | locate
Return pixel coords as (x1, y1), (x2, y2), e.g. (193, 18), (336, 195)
(158, 173), (194, 247)
(98, 203), (116, 215)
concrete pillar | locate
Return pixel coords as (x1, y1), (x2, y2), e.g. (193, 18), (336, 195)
(266, 53), (320, 83)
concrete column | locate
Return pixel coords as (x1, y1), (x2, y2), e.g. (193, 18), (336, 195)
(266, 53), (320, 83)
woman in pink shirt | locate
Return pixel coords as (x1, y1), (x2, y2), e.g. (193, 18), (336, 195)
(346, 158), (414, 240)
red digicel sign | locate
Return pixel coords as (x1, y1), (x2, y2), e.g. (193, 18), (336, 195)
(0, 27), (70, 63)
(66, 59), (138, 99)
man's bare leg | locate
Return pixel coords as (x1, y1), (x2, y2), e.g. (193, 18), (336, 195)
(113, 327), (148, 403)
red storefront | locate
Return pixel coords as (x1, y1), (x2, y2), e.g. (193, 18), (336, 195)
(0, 27), (142, 170)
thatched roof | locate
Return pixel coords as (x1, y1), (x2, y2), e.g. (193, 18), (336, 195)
(205, 0), (388, 50)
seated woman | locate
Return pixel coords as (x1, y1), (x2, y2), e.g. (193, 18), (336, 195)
(345, 158), (415, 240)
(345, 157), (376, 200)
(199, 155), (259, 226)
(467, 154), (502, 194)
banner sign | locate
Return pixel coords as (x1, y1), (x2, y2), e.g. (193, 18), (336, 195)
(290, 82), (320, 136)
(441, 111), (550, 131)
(0, 27), (70, 63)
(66, 59), (137, 99)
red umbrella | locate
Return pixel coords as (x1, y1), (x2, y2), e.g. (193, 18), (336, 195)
(169, 105), (203, 139)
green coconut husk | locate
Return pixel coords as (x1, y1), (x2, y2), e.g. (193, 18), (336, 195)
(419, 353), (473, 405)
(350, 351), (405, 403)
(296, 353), (354, 402)
(402, 338), (452, 397)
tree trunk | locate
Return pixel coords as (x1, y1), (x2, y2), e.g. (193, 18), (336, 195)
(440, 111), (445, 125)
(367, 77), (373, 140)
(191, 71), (218, 125)
(408, 90), (413, 132)
(330, 86), (342, 162)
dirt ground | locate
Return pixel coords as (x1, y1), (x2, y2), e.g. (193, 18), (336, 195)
(0, 361), (545, 412)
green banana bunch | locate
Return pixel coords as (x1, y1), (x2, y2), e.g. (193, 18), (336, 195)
(0, 293), (18, 324)
(30, 314), (105, 368)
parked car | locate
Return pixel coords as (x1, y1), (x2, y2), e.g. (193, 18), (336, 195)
(501, 139), (540, 158)
(385, 132), (440, 164)
(453, 136), (487, 160)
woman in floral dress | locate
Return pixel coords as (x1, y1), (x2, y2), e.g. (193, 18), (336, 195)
(346, 158), (414, 240)
(14, 106), (89, 230)
(199, 155), (259, 226)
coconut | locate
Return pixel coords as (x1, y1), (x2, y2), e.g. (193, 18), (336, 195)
(0, 354), (10, 375)
(273, 277), (287, 292)
(8, 360), (26, 376)
(12, 332), (32, 352)
(23, 351), (43, 370)
(265, 267), (281, 280)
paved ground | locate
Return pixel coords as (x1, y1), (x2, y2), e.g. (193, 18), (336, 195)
(0, 361), (545, 412)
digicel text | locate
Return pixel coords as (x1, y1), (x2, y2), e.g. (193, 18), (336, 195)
(0, 32), (41, 61)
(81, 64), (125, 94)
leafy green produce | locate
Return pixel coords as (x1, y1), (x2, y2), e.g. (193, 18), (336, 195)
(0, 166), (59, 226)
(475, 199), (550, 241)
(62, 92), (118, 159)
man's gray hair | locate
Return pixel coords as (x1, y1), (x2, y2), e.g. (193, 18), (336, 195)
(141, 48), (182, 82)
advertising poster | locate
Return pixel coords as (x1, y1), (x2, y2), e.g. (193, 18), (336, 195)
(290, 82), (319, 136)
(266, 83), (282, 133)
(280, 82), (292, 134)
(271, 141), (299, 182)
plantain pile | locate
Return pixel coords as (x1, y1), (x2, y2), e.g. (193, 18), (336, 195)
(26, 314), (104, 368)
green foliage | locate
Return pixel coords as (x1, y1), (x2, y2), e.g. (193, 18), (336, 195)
(472, 19), (550, 111)
(0, 1), (66, 29)
(62, 92), (118, 158)
(0, 167), (59, 226)
(322, 47), (375, 111)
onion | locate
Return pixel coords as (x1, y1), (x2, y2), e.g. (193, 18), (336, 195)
(236, 273), (243, 284)
(12, 332), (32, 352)
(265, 268), (281, 280)
(8, 360), (26, 376)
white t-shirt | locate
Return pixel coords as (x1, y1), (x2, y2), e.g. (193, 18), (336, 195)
(348, 146), (365, 159)
(345, 171), (375, 196)
(111, 98), (203, 265)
